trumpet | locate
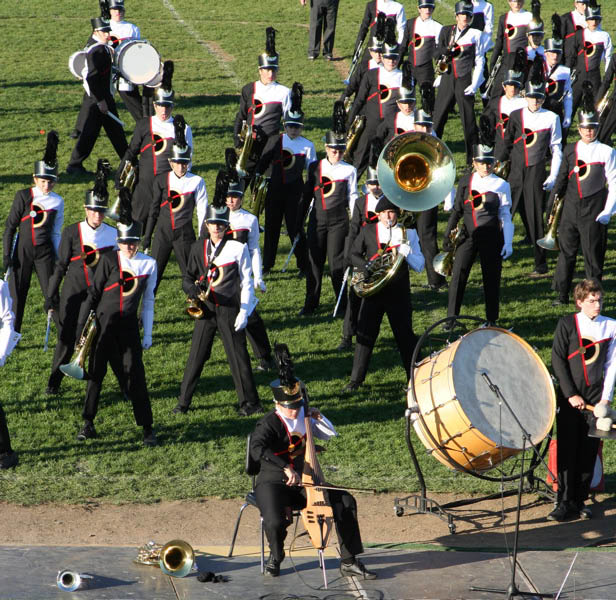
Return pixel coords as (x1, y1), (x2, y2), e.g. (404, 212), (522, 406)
(537, 194), (563, 251)
(342, 115), (366, 163)
(236, 121), (254, 178)
(186, 279), (210, 319)
(135, 539), (195, 578)
(60, 311), (98, 380)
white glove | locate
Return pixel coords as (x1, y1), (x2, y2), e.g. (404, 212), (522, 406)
(596, 211), (612, 225)
(398, 243), (411, 257)
(464, 84), (477, 96)
(542, 176), (556, 191)
(433, 75), (442, 88)
(142, 335), (152, 350)
(501, 243), (513, 259)
(255, 279), (267, 293)
(234, 309), (248, 332)
(562, 117), (571, 129)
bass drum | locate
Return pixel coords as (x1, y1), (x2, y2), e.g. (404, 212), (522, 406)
(68, 50), (87, 80)
(115, 39), (160, 85)
(409, 327), (555, 473)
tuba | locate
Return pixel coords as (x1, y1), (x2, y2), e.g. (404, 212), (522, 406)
(60, 311), (98, 380)
(537, 194), (563, 251)
(377, 131), (456, 212)
(350, 224), (407, 297)
(236, 121), (254, 178)
(135, 540), (195, 578)
(342, 115), (366, 163)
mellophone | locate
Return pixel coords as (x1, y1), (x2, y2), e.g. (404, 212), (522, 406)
(68, 39), (161, 86)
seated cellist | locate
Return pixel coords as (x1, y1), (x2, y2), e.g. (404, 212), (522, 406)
(250, 343), (377, 579)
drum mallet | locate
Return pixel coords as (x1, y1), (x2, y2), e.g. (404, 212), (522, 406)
(589, 404), (616, 431)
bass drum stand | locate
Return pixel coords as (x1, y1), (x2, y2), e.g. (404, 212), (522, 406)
(394, 316), (555, 535)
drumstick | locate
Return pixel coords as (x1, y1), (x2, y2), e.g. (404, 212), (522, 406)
(106, 111), (125, 127)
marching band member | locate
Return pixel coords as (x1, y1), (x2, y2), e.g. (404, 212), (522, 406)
(560, 0), (587, 68)
(399, 0), (443, 87)
(525, 2), (545, 66)
(261, 84), (316, 276)
(298, 102), (358, 317)
(251, 343), (376, 579)
(224, 172), (274, 373)
(596, 52), (616, 144)
(353, 0), (406, 56)
(3, 132), (63, 333)
(46, 161), (119, 396)
(108, 0), (143, 123)
(347, 19), (403, 176)
(173, 175), (262, 417)
(375, 63), (416, 144)
(543, 17), (574, 135)
(432, 1), (487, 166)
(487, 0), (532, 101)
(551, 92), (616, 305)
(471, 0), (494, 39)
(142, 116), (207, 293)
(443, 120), (514, 327)
(302, 0), (340, 61)
(233, 28), (291, 182)
(0, 279), (20, 469)
(550, 278), (616, 521)
(74, 210), (158, 446)
(66, 14), (128, 175)
(338, 144), (382, 351)
(119, 61), (194, 227)
(344, 195), (424, 393)
(497, 56), (562, 277)
(568, 2), (612, 121)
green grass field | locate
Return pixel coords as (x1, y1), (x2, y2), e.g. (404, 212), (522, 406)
(1, 0), (616, 505)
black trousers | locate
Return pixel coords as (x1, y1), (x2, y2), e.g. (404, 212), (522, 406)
(178, 304), (260, 410)
(447, 227), (503, 323)
(83, 318), (153, 427)
(263, 179), (308, 273)
(433, 74), (478, 165)
(255, 481), (364, 562)
(246, 309), (272, 361)
(131, 177), (155, 228)
(342, 287), (362, 339)
(151, 223), (195, 293)
(552, 195), (607, 299)
(556, 396), (600, 507)
(0, 403), (13, 454)
(409, 62), (435, 88)
(598, 99), (616, 145)
(416, 207), (446, 288)
(9, 243), (57, 333)
(304, 212), (348, 313)
(571, 70), (602, 124)
(351, 281), (417, 384)
(352, 119), (379, 179)
(510, 164), (547, 271)
(118, 87), (143, 123)
(68, 94), (128, 168)
(308, 0), (339, 56)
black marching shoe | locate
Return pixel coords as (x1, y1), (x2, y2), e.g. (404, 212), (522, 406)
(45, 385), (60, 396)
(238, 403), (264, 417)
(66, 164), (90, 176)
(547, 502), (577, 522)
(264, 552), (284, 576)
(172, 403), (188, 415)
(143, 427), (158, 447)
(343, 381), (361, 393)
(579, 506), (592, 520)
(256, 357), (275, 372)
(340, 558), (377, 580)
(0, 451), (18, 470)
(337, 336), (352, 351)
(298, 305), (315, 316)
(76, 421), (97, 441)
(552, 296), (568, 307)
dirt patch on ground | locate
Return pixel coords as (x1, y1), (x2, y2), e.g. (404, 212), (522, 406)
(3, 492), (614, 550)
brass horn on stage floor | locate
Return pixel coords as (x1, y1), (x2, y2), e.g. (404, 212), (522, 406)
(135, 539), (195, 578)
(56, 570), (94, 592)
(377, 132), (456, 212)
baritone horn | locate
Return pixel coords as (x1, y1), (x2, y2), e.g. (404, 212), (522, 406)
(377, 132), (456, 212)
(108, 161), (136, 221)
(60, 311), (98, 380)
(537, 194), (563, 251)
(135, 539), (195, 578)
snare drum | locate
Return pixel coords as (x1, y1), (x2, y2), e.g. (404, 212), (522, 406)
(409, 327), (555, 473)
(115, 39), (160, 85)
(68, 50), (87, 80)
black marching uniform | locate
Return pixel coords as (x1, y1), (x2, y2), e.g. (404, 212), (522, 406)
(67, 36), (128, 171)
(46, 220), (118, 392)
(399, 13), (443, 86)
(596, 53), (616, 144)
(121, 116), (194, 226)
(261, 133), (316, 273)
(560, 8), (586, 68)
(176, 235), (261, 414)
(483, 93), (527, 159)
(543, 61), (574, 131)
(301, 158), (358, 314)
(348, 221), (424, 386)
(552, 140), (616, 301)
(3, 187), (63, 333)
(552, 310), (616, 513)
(144, 169), (207, 292)
(76, 248), (157, 430)
(354, 0), (405, 51)
(445, 171), (513, 323)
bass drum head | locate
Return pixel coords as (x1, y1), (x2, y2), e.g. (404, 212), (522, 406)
(68, 50), (87, 80)
(116, 40), (160, 85)
(451, 327), (555, 450)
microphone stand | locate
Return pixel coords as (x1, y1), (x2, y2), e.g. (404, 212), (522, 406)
(469, 373), (555, 599)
